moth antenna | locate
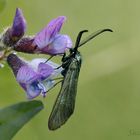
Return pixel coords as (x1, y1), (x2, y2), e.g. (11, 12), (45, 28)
(79, 28), (113, 47)
(74, 30), (88, 51)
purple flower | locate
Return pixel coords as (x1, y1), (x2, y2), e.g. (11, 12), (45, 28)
(11, 8), (26, 38)
(7, 53), (62, 99)
(2, 8), (26, 46)
(33, 16), (72, 55)
(14, 37), (36, 53)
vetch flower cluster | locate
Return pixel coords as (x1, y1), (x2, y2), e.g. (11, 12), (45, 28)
(0, 8), (72, 99)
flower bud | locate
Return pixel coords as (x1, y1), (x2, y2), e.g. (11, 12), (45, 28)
(2, 8), (26, 46)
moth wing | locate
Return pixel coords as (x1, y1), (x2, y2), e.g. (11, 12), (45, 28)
(48, 58), (81, 130)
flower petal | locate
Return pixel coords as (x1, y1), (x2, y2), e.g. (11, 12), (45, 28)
(29, 58), (47, 71)
(47, 16), (66, 39)
(34, 16), (66, 49)
(38, 63), (54, 79)
(11, 8), (26, 37)
(29, 58), (62, 78)
(17, 65), (41, 84)
(14, 37), (35, 53)
(7, 53), (26, 76)
(30, 58), (60, 70)
(26, 81), (41, 99)
(41, 34), (72, 55)
(41, 79), (55, 92)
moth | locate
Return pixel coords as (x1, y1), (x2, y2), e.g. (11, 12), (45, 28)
(48, 29), (113, 130)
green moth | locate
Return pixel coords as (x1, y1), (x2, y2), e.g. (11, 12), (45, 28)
(48, 29), (113, 130)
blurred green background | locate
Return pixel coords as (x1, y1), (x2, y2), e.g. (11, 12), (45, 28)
(0, 0), (140, 140)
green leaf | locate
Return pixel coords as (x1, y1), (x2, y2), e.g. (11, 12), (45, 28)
(0, 100), (44, 140)
(0, 0), (6, 13)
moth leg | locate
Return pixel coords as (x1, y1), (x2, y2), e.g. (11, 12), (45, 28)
(62, 53), (66, 62)
(45, 56), (54, 63)
(53, 54), (66, 70)
(62, 52), (73, 62)
(55, 65), (62, 70)
(44, 52), (65, 63)
(54, 59), (71, 71)
(53, 77), (63, 80)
